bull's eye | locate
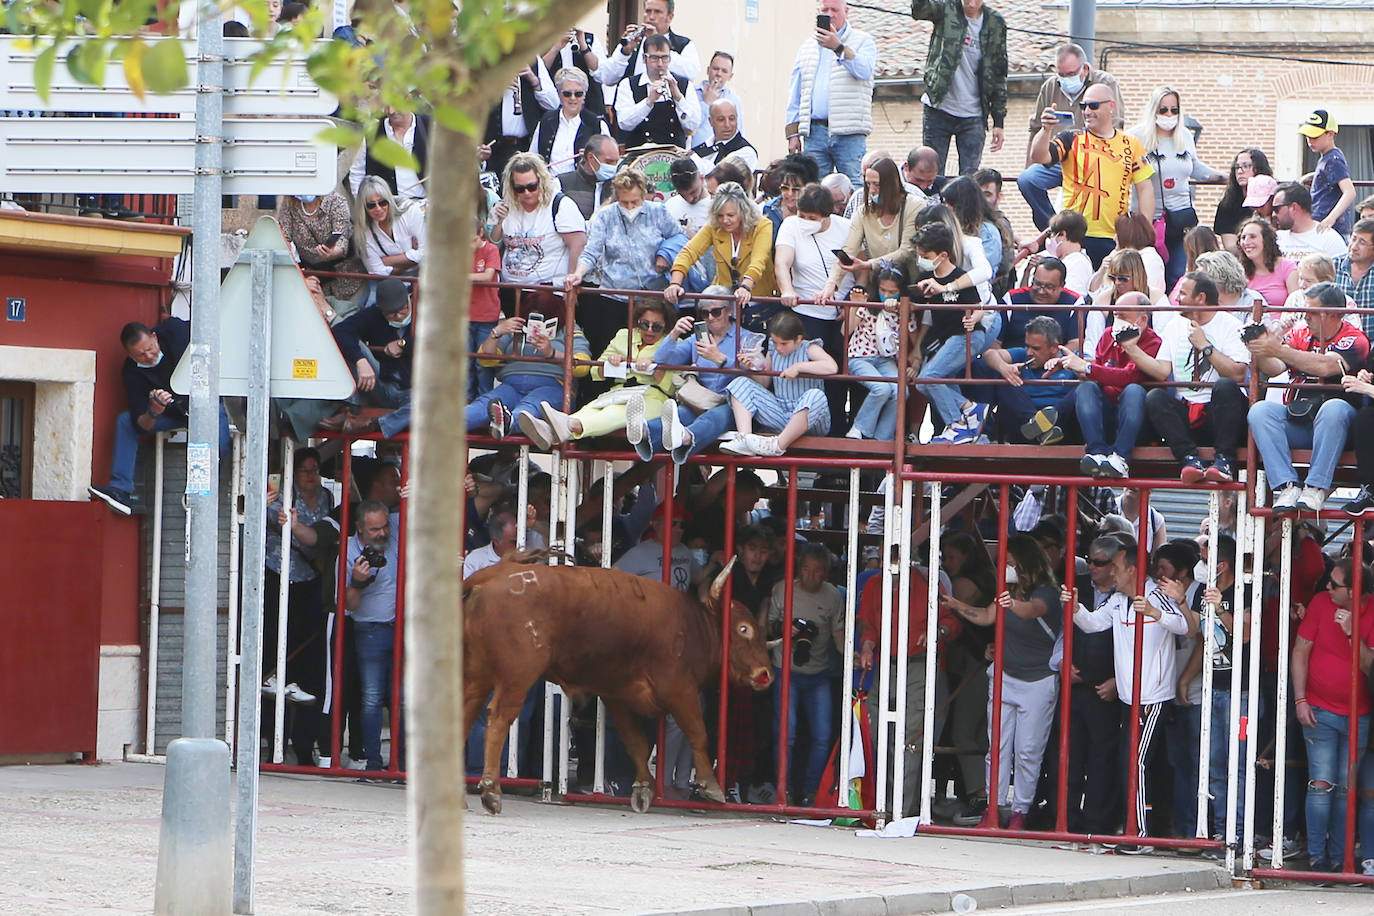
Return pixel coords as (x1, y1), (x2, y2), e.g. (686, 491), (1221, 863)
(738, 623), (753, 638)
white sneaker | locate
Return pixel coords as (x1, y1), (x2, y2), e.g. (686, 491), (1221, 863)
(261, 675), (279, 696)
(844, 425), (864, 439)
(283, 683), (316, 704)
(1362, 857), (1374, 876)
(516, 410), (554, 450)
(540, 401), (575, 444)
(1299, 485), (1329, 513)
(624, 390), (647, 445)
(1272, 484), (1302, 513)
(1102, 453), (1130, 479)
(660, 398), (688, 451)
(741, 433), (783, 456)
(719, 435), (758, 456)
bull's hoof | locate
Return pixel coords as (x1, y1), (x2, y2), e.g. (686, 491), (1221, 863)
(630, 781), (654, 813)
(479, 779), (502, 815)
(696, 782), (726, 805)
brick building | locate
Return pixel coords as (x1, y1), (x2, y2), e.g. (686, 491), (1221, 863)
(852, 0), (1374, 242)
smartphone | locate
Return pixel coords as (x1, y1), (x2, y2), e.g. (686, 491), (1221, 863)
(1052, 110), (1074, 124)
(817, 13), (831, 30)
(268, 473), (282, 494)
(526, 312), (544, 336)
(693, 320), (710, 343)
(832, 248), (854, 266)
(1240, 322), (1267, 343)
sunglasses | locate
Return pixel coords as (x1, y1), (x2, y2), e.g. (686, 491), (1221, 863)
(1157, 106), (1180, 115)
(1109, 274), (1132, 283)
(561, 90), (585, 98)
(513, 182), (541, 194)
(1078, 100), (1109, 111)
(637, 321), (666, 332)
(1088, 557), (1114, 568)
(701, 306), (728, 317)
(365, 199), (388, 210)
(1328, 579), (1349, 590)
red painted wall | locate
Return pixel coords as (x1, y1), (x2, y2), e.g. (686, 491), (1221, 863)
(0, 250), (174, 650)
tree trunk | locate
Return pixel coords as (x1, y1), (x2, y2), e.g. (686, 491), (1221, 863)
(407, 121), (473, 913)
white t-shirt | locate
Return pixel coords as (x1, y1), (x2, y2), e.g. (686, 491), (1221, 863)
(1155, 310), (1251, 404)
(1279, 226), (1348, 261)
(776, 213), (852, 319)
(500, 195), (587, 284)
(665, 194), (710, 238)
(1062, 249), (1093, 300)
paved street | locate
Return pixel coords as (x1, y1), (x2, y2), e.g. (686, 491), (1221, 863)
(0, 762), (1362, 914)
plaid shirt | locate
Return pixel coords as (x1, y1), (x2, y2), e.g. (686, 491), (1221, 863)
(1335, 254), (1374, 338)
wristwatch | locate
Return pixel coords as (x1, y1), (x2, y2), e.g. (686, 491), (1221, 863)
(835, 44), (846, 58)
(1199, 344), (1216, 360)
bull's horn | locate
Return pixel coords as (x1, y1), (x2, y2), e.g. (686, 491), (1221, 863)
(709, 555), (738, 604)
(765, 637), (783, 649)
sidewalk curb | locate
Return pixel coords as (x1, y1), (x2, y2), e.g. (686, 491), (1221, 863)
(647, 864), (1231, 915)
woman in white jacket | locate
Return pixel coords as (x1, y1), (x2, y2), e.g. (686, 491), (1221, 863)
(355, 175), (426, 277)
(1069, 531), (1189, 850)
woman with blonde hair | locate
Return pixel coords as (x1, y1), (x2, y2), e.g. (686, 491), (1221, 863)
(1084, 247), (1155, 345)
(491, 151), (587, 312)
(664, 181), (775, 308)
(1091, 212), (1165, 301)
(354, 175), (425, 277)
(1195, 250), (1260, 316)
(1130, 86), (1225, 288)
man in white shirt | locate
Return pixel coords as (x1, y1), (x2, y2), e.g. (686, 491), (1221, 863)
(1137, 271), (1252, 484)
(614, 33), (702, 149)
(599, 0), (702, 88)
(348, 109), (430, 201)
(481, 57), (560, 180)
(691, 99), (758, 177)
(463, 508), (519, 579)
(665, 158), (710, 236)
(1274, 182), (1349, 260)
(690, 51), (744, 149)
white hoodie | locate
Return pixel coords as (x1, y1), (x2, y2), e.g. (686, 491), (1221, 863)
(1074, 577), (1189, 706)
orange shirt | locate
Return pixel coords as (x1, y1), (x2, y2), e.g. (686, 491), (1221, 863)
(1049, 128), (1154, 239)
(858, 570), (961, 662)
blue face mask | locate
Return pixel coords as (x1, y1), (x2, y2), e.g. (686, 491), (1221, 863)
(295, 194), (317, 204)
(1058, 74), (1084, 97)
(594, 158), (618, 181)
(136, 351), (164, 369)
(387, 312), (412, 329)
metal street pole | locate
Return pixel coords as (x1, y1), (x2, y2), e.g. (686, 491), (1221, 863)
(154, 3), (231, 912)
(1069, 0), (1097, 61)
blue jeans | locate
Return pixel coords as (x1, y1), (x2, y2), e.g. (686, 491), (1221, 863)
(922, 104), (986, 176)
(1166, 701), (1201, 839)
(1303, 705), (1370, 866)
(1073, 381), (1146, 457)
(802, 121), (865, 185)
(464, 375), (564, 430)
(354, 620), (396, 771)
(637, 401), (734, 464)
(1209, 690), (1258, 840)
(1016, 162), (1064, 230)
(1248, 397), (1354, 490)
(1082, 236), (1116, 270)
(848, 356), (901, 440)
(773, 669), (835, 799)
(915, 312), (1001, 429)
(109, 404), (232, 493)
(469, 320), (498, 399)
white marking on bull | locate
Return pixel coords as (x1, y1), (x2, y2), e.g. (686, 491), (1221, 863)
(525, 620), (544, 649)
(506, 569), (540, 594)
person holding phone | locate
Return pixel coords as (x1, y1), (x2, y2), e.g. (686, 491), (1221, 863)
(783, 0), (877, 185)
(818, 156), (921, 303)
(277, 192), (365, 307)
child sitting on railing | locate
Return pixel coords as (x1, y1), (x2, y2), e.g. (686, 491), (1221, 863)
(843, 265), (921, 440)
(720, 311), (837, 457)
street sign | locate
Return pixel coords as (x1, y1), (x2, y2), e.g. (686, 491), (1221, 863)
(0, 36), (337, 115)
(0, 115), (337, 194)
(171, 216), (355, 399)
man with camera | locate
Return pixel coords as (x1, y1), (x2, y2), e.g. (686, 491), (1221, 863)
(344, 499), (401, 774)
(613, 33), (702, 149)
(1245, 282), (1367, 514)
(88, 318), (231, 515)
(766, 543), (845, 807)
(1136, 272), (1250, 484)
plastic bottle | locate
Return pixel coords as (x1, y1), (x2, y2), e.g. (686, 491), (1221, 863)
(951, 893), (978, 913)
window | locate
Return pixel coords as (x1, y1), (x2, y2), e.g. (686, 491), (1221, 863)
(0, 382), (34, 499)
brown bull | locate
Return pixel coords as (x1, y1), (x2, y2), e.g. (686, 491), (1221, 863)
(462, 552), (774, 814)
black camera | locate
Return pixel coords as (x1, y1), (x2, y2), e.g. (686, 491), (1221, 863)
(1114, 325), (1141, 345)
(791, 619), (820, 667)
(1240, 323), (1267, 343)
(361, 545), (388, 569)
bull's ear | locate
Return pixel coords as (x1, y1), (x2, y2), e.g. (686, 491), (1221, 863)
(705, 555), (738, 613)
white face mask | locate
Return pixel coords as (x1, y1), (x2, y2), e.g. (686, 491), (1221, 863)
(1044, 236), (1063, 257)
(1155, 114), (1179, 132)
(915, 255), (938, 272)
(620, 204), (642, 220)
(387, 312), (413, 329)
(135, 351), (164, 369)
(795, 217), (822, 236)
(1005, 565), (1019, 585)
(690, 548), (710, 568)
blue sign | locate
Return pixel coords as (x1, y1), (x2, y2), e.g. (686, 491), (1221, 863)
(745, 0), (759, 22)
(6, 297), (23, 321)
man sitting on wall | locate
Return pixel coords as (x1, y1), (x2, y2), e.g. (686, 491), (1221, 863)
(88, 318), (231, 515)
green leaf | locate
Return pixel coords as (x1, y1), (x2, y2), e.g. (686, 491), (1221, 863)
(65, 39), (106, 86)
(433, 105), (476, 135)
(32, 43), (57, 104)
(316, 124), (364, 149)
(143, 37), (187, 94)
(368, 136), (419, 172)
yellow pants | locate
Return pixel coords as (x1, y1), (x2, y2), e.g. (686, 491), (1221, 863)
(572, 387), (668, 439)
